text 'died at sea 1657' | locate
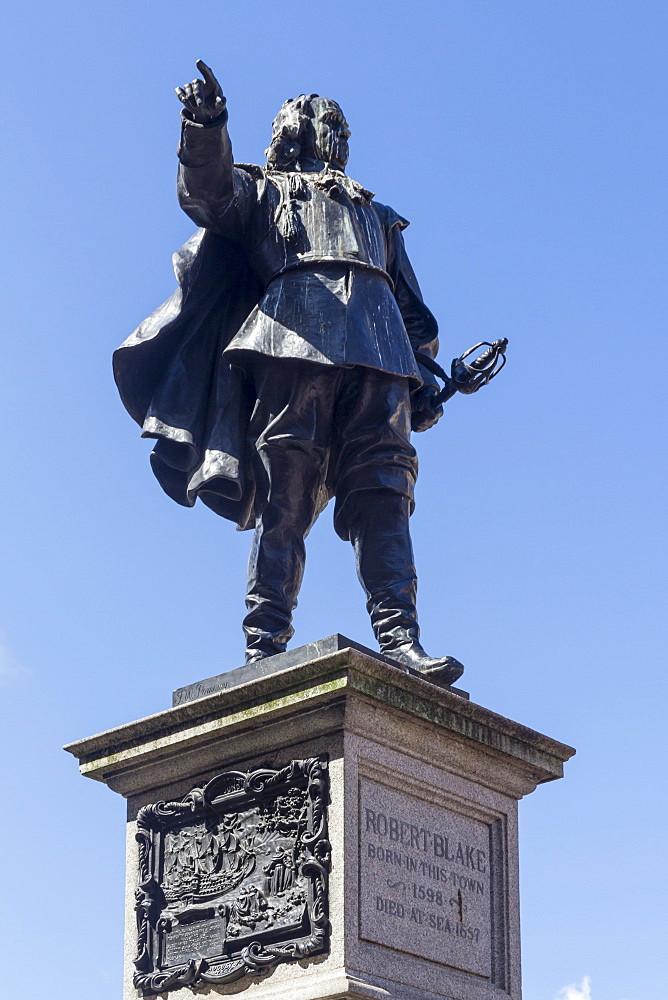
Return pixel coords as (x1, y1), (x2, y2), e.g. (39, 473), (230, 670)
(358, 779), (492, 976)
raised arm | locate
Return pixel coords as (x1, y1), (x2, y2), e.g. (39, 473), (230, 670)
(175, 61), (237, 231)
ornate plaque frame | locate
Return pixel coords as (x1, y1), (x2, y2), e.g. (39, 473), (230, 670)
(133, 757), (330, 993)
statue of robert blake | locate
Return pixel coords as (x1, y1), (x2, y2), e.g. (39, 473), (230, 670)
(114, 62), (503, 685)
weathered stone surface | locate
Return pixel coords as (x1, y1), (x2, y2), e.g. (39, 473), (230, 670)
(66, 642), (574, 1000)
(359, 778), (492, 976)
(172, 635), (470, 707)
(65, 645), (570, 798)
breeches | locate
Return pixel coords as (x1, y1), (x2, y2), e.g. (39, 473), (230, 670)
(245, 358), (418, 539)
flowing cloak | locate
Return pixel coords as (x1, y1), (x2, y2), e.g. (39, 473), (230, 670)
(113, 194), (439, 531)
(113, 227), (263, 528)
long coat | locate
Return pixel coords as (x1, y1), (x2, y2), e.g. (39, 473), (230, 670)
(114, 163), (441, 529)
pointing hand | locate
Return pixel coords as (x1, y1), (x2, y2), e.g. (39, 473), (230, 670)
(175, 60), (226, 124)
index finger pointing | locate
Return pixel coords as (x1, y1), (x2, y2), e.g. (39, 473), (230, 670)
(196, 59), (220, 93)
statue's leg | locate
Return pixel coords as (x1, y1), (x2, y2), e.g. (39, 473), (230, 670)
(346, 488), (419, 645)
(333, 369), (464, 684)
(243, 360), (336, 661)
(346, 489), (463, 684)
(244, 479), (318, 660)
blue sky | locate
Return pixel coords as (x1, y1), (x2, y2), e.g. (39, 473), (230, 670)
(1, 2), (666, 997)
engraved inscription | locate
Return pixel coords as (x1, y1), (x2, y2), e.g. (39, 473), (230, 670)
(164, 918), (223, 967)
(173, 679), (228, 705)
(358, 779), (492, 976)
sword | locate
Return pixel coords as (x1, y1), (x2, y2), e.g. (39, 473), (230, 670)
(416, 338), (509, 407)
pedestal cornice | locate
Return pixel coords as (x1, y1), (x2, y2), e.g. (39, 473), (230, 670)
(65, 646), (574, 798)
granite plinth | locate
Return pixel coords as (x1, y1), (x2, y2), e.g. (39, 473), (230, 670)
(172, 634), (470, 706)
(65, 641), (574, 1000)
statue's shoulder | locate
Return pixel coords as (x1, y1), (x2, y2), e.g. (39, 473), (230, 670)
(234, 162), (266, 181)
(372, 200), (410, 233)
(233, 163), (275, 206)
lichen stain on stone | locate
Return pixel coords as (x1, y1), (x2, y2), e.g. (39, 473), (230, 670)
(83, 676), (348, 777)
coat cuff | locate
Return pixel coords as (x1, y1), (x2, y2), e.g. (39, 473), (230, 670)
(178, 111), (232, 168)
(180, 107), (229, 128)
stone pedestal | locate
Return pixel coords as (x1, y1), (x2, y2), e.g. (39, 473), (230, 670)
(65, 637), (574, 1000)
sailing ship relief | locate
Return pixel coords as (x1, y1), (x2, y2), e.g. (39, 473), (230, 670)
(133, 758), (330, 993)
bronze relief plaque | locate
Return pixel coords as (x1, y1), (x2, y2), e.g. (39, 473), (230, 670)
(133, 757), (330, 993)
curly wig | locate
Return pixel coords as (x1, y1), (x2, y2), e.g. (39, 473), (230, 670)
(264, 95), (320, 170)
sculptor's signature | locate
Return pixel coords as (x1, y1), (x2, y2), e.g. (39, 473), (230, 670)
(173, 681), (229, 705)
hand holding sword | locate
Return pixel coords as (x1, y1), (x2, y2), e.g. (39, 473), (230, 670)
(411, 338), (508, 432)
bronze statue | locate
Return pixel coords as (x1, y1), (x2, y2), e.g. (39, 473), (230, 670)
(114, 62), (506, 684)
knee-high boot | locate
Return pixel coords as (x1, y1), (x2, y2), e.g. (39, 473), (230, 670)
(347, 490), (464, 684)
(243, 446), (323, 661)
(243, 510), (307, 660)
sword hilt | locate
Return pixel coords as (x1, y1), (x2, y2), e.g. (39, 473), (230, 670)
(433, 338), (508, 405)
